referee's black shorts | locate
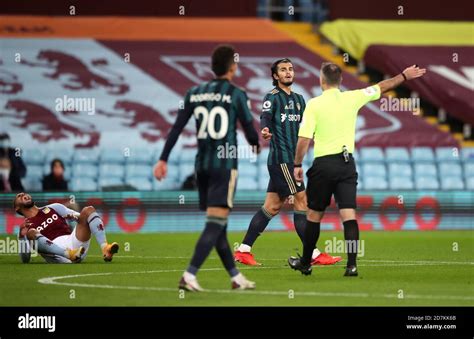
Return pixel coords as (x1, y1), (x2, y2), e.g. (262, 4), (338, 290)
(306, 152), (358, 211)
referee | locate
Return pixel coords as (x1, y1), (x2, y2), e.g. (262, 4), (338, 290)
(288, 62), (426, 277)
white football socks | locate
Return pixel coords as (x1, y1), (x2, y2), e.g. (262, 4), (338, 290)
(87, 212), (107, 249)
(238, 244), (251, 252)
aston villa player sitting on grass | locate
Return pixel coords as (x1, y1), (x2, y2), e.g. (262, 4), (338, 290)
(234, 58), (341, 266)
(14, 192), (119, 264)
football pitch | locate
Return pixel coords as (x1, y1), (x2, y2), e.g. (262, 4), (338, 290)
(0, 230), (472, 306)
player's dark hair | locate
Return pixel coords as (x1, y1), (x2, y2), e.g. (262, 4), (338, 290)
(321, 62), (342, 86)
(211, 45), (236, 77)
(13, 196), (23, 216)
(271, 58), (292, 86)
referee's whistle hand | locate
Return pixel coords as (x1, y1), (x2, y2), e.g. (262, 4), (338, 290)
(153, 160), (167, 181)
(294, 167), (304, 183)
(261, 127), (272, 140)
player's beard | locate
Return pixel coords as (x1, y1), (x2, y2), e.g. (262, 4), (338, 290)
(281, 80), (293, 86)
(24, 200), (34, 209)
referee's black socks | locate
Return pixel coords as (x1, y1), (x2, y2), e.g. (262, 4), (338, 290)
(302, 220), (320, 266)
(343, 219), (359, 267)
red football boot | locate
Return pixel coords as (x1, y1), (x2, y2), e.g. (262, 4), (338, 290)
(311, 252), (342, 265)
(234, 251), (261, 266)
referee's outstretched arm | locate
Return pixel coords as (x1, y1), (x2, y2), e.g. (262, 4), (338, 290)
(377, 64), (426, 93)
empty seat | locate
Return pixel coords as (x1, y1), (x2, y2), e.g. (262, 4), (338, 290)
(385, 147), (410, 162)
(414, 163), (437, 177)
(363, 177), (388, 190)
(362, 163), (386, 177)
(238, 177), (258, 190)
(125, 164), (151, 179)
(411, 147), (434, 162)
(461, 147), (474, 163)
(72, 164), (98, 178)
(258, 163), (268, 176)
(179, 148), (197, 163)
(388, 163), (412, 178)
(438, 162), (462, 177)
(435, 147), (460, 162)
(357, 178), (363, 190)
(100, 149), (126, 164)
(22, 148), (45, 165)
(98, 177), (124, 187)
(26, 165), (44, 179)
(389, 177), (414, 190)
(466, 177), (474, 190)
(360, 147), (384, 162)
(258, 148), (270, 164)
(238, 163), (258, 177)
(440, 177), (464, 190)
(99, 164), (125, 179)
(73, 149), (100, 164)
(22, 177), (42, 192)
(258, 175), (270, 190)
(126, 147), (154, 164)
(463, 163), (474, 178)
(126, 177), (152, 190)
(415, 176), (440, 190)
(153, 179), (180, 191)
(179, 163), (195, 182)
(70, 177), (97, 191)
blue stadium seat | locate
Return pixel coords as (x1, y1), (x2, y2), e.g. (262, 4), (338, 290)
(166, 164), (180, 180)
(22, 177), (42, 192)
(463, 163), (474, 178)
(415, 176), (440, 190)
(357, 178), (363, 190)
(389, 177), (414, 190)
(73, 149), (100, 164)
(126, 147), (154, 164)
(26, 165), (44, 179)
(461, 147), (474, 163)
(385, 147), (410, 162)
(438, 162), (462, 177)
(178, 163), (195, 182)
(126, 177), (152, 191)
(435, 147), (460, 162)
(258, 176), (270, 190)
(238, 163), (258, 177)
(98, 177), (124, 188)
(22, 148), (45, 165)
(362, 163), (386, 177)
(258, 148), (270, 164)
(356, 163), (362, 177)
(388, 163), (412, 178)
(238, 177), (258, 190)
(70, 177), (98, 191)
(125, 164), (151, 179)
(153, 179), (180, 191)
(466, 177), (474, 190)
(72, 164), (98, 178)
(414, 163), (437, 178)
(179, 148), (197, 163)
(100, 149), (126, 164)
(44, 148), (74, 166)
(411, 147), (435, 162)
(360, 147), (384, 162)
(440, 177), (464, 190)
(363, 177), (388, 190)
(99, 164), (125, 179)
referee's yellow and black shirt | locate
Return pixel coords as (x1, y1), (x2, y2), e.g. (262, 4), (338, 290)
(298, 85), (381, 158)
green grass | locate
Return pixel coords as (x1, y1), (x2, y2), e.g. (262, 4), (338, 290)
(0, 231), (473, 306)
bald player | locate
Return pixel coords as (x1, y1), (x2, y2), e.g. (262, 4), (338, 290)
(289, 63), (426, 277)
(14, 192), (119, 264)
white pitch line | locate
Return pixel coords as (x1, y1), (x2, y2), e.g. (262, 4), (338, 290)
(37, 267), (474, 301)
